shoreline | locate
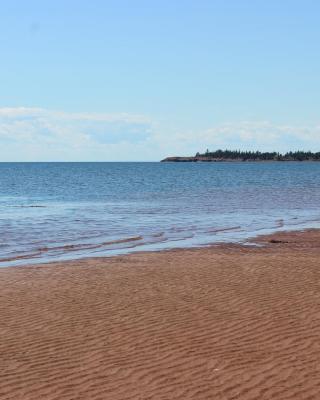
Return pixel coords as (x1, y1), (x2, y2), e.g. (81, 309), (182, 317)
(2, 220), (320, 268)
(2, 224), (319, 269)
(161, 157), (320, 162)
(1, 228), (320, 399)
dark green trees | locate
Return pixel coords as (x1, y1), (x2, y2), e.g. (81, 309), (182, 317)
(196, 149), (320, 161)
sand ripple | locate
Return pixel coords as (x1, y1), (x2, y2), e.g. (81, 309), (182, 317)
(1, 230), (320, 399)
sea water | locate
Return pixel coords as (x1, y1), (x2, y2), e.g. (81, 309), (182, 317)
(0, 162), (320, 266)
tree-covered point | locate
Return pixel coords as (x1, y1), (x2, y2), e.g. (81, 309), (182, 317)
(195, 149), (320, 161)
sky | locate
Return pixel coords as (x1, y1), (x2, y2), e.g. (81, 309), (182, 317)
(1, 0), (320, 161)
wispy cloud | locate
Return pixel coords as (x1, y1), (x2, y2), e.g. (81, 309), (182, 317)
(0, 107), (154, 160)
(0, 108), (319, 160)
(164, 121), (320, 155)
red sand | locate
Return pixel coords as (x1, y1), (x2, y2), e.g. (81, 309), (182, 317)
(1, 230), (320, 399)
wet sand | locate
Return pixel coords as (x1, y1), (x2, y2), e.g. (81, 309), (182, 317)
(1, 229), (320, 400)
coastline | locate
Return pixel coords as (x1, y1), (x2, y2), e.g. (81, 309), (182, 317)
(161, 157), (320, 162)
(1, 228), (320, 399)
(2, 218), (320, 268)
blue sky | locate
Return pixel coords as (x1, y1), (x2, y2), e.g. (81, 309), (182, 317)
(1, 0), (320, 160)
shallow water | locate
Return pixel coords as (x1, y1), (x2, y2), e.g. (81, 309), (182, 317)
(0, 162), (320, 266)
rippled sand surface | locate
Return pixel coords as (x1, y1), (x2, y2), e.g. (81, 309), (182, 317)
(1, 229), (320, 400)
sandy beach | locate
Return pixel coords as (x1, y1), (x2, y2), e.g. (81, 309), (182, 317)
(1, 229), (320, 400)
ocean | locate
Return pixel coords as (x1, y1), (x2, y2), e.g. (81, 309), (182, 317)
(1, 161), (320, 266)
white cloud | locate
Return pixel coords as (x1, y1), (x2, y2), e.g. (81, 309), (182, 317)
(162, 121), (320, 156)
(0, 107), (154, 160)
(0, 107), (319, 160)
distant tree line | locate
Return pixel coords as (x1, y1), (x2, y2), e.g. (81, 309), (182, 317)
(195, 149), (320, 161)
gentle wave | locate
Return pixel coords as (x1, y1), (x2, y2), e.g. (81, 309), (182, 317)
(0, 236), (146, 263)
(206, 226), (242, 234)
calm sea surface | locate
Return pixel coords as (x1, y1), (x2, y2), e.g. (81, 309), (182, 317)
(1, 162), (320, 266)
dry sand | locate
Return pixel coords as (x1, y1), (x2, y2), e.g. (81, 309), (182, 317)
(1, 229), (320, 400)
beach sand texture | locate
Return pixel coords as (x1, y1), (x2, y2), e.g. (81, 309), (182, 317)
(1, 230), (320, 400)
